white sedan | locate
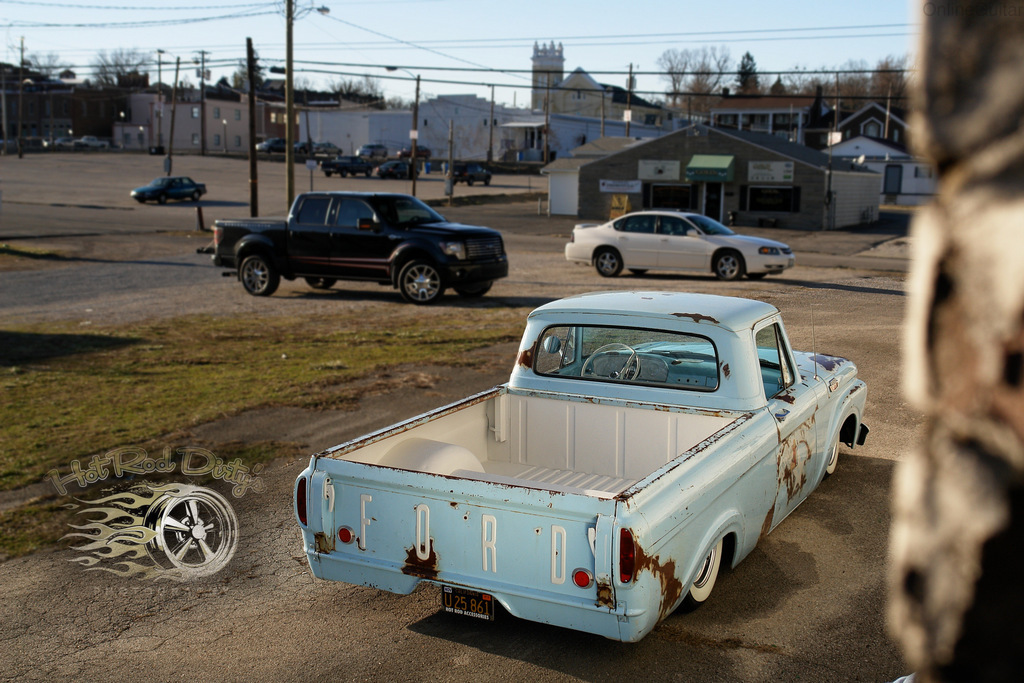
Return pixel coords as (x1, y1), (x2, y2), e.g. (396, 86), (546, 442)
(565, 210), (795, 281)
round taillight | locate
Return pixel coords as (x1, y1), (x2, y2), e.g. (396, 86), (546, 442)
(338, 526), (354, 544)
(573, 569), (593, 589)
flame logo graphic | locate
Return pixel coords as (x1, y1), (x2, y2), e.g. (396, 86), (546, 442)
(64, 483), (239, 581)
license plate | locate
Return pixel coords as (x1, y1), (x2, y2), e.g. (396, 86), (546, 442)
(441, 585), (495, 621)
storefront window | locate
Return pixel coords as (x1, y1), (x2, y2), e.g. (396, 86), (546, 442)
(747, 186), (800, 212)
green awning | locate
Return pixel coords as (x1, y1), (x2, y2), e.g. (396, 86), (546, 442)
(685, 154), (735, 182)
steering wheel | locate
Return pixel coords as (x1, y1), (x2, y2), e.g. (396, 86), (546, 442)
(581, 343), (641, 380)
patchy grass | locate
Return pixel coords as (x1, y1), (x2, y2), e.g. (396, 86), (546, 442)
(0, 309), (526, 493)
(0, 500), (74, 562)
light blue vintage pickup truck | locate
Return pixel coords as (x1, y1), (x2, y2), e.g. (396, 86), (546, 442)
(294, 291), (869, 641)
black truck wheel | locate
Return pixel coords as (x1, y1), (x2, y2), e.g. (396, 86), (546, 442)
(398, 260), (444, 304)
(239, 254), (280, 296)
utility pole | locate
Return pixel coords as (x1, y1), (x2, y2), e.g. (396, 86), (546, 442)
(824, 71), (839, 231)
(446, 119), (454, 207)
(625, 63), (633, 138)
(410, 74), (420, 196)
(487, 84), (494, 163)
(194, 50), (210, 156)
(246, 37), (259, 217)
(543, 76), (550, 164)
(167, 57), (180, 176)
(156, 49), (164, 148)
(285, 0), (295, 211)
(18, 36), (24, 159)
(1, 62), (8, 156)
(600, 86), (605, 138)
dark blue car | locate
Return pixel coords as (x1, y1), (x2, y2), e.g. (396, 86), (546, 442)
(131, 177), (207, 204)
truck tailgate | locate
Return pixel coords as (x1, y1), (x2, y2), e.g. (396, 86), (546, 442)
(298, 457), (622, 630)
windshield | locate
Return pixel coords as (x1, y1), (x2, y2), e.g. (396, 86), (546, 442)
(369, 195), (444, 227)
(534, 325), (719, 391)
(687, 215), (735, 236)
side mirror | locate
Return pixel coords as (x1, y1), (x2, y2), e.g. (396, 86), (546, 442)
(542, 336), (561, 354)
(685, 228), (699, 237)
(356, 218), (376, 231)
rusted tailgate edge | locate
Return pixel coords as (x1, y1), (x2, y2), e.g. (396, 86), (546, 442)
(313, 385), (506, 461)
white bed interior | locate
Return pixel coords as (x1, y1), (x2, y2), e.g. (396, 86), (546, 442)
(335, 390), (736, 497)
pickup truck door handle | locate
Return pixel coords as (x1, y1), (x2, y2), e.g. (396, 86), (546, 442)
(774, 408), (790, 422)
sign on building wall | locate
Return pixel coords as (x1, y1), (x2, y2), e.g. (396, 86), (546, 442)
(600, 179), (642, 193)
(610, 194), (632, 219)
(748, 161), (794, 183)
(637, 160), (681, 181)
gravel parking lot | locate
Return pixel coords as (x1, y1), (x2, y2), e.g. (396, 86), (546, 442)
(0, 153), (918, 682)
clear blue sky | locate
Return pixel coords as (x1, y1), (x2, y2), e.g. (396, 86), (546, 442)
(1, 0), (919, 106)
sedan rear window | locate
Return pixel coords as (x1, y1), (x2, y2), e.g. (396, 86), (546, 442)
(534, 325), (719, 391)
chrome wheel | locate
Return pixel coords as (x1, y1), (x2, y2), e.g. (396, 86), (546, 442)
(145, 485), (239, 579)
(594, 248), (623, 277)
(239, 254), (280, 296)
(713, 251), (743, 281)
(399, 261), (443, 304)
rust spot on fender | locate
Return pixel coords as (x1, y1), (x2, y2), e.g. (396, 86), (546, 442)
(810, 354), (846, 372)
(402, 545), (439, 580)
(596, 579), (614, 608)
(634, 542), (684, 622)
(722, 363), (731, 379)
(776, 391), (796, 405)
(759, 508), (775, 541)
(778, 415), (815, 503)
(671, 312), (720, 325)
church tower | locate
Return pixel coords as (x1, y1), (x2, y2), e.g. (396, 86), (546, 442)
(531, 41), (564, 110)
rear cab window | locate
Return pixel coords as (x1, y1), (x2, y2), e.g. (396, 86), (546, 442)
(534, 325), (719, 391)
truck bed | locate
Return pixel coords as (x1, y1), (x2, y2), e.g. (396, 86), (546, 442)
(320, 386), (742, 499)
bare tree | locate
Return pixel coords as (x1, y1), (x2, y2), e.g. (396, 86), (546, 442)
(330, 75), (386, 109)
(656, 46), (731, 113)
(890, 2), (1024, 681)
(91, 48), (148, 86)
(688, 46), (732, 100)
(27, 52), (67, 78)
(657, 48), (692, 106)
(872, 54), (913, 104)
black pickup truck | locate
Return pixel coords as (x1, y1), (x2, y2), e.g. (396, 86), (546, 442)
(211, 192), (508, 304)
(319, 155), (374, 178)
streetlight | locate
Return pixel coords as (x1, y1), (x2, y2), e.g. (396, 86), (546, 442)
(385, 67), (420, 197)
(284, 2), (330, 211)
(222, 119), (228, 153)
